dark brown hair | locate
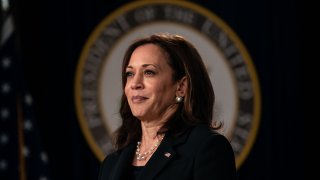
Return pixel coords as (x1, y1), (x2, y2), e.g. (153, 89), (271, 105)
(114, 33), (218, 150)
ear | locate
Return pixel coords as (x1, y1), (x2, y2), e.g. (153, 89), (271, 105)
(176, 76), (188, 97)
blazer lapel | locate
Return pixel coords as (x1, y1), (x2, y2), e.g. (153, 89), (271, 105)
(111, 143), (135, 180)
(137, 130), (190, 180)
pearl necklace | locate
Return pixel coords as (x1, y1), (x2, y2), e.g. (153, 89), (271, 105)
(135, 135), (164, 161)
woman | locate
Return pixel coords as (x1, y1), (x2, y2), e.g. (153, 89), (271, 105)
(99, 33), (236, 180)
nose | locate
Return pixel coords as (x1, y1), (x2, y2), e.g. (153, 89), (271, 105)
(130, 73), (144, 89)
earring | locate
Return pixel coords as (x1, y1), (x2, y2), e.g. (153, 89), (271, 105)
(175, 96), (183, 103)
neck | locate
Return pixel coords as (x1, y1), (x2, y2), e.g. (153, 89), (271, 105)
(140, 122), (162, 146)
(139, 103), (177, 141)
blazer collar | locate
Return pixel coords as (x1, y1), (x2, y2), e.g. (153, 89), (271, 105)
(137, 128), (191, 180)
(111, 128), (192, 180)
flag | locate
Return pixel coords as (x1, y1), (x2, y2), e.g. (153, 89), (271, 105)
(0, 1), (51, 179)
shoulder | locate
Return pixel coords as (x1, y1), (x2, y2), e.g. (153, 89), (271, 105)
(188, 124), (225, 140)
(186, 124), (233, 152)
(189, 125), (237, 179)
(100, 148), (123, 168)
(101, 151), (120, 164)
(99, 151), (121, 179)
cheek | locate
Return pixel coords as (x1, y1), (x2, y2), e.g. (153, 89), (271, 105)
(124, 84), (130, 97)
(155, 84), (175, 98)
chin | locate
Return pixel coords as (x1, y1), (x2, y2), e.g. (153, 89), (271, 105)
(132, 112), (145, 119)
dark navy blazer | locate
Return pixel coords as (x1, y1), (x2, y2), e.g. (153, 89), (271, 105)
(99, 124), (237, 180)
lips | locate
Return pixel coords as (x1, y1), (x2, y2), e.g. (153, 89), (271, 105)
(131, 96), (148, 103)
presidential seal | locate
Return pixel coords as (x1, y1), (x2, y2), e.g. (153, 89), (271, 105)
(75, 0), (261, 169)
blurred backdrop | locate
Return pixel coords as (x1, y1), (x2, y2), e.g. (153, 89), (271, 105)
(1, 0), (300, 179)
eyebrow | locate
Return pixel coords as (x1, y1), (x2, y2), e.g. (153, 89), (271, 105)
(126, 64), (158, 69)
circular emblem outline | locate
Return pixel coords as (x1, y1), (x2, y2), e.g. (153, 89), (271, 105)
(75, 0), (261, 169)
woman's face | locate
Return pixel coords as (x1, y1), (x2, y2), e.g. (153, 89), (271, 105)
(125, 44), (178, 122)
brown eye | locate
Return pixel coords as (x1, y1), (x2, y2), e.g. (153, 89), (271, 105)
(125, 71), (134, 78)
(144, 70), (155, 76)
